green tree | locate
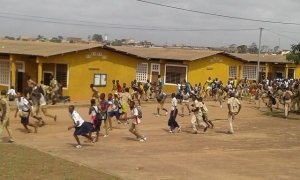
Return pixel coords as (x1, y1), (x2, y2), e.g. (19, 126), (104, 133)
(50, 37), (62, 43)
(58, 36), (63, 40)
(4, 36), (15, 40)
(37, 35), (44, 40)
(111, 40), (122, 46)
(286, 43), (300, 64)
(92, 34), (103, 42)
(237, 45), (247, 53)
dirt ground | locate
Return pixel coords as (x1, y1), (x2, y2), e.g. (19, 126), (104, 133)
(2, 99), (300, 180)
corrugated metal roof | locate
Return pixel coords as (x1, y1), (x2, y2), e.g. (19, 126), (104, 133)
(229, 53), (290, 63)
(106, 46), (223, 61)
(0, 40), (102, 57)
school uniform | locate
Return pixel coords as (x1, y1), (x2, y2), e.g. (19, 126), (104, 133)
(191, 100), (207, 133)
(283, 90), (293, 118)
(168, 97), (179, 131)
(16, 97), (31, 125)
(129, 108), (146, 140)
(70, 110), (94, 136)
(227, 97), (241, 134)
(0, 95), (14, 141)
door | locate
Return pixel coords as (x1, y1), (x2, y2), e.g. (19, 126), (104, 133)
(151, 72), (159, 84)
(16, 72), (23, 93)
(276, 72), (283, 79)
(43, 72), (53, 86)
(288, 69), (295, 79)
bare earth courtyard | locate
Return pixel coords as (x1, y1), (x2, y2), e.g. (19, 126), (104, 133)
(1, 100), (300, 180)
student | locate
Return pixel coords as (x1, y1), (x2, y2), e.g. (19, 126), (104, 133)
(126, 101), (147, 141)
(107, 93), (121, 130)
(39, 92), (57, 123)
(181, 90), (191, 117)
(90, 84), (99, 104)
(156, 88), (168, 117)
(120, 87), (132, 122)
(0, 90), (14, 142)
(67, 105), (94, 148)
(14, 92), (38, 133)
(7, 86), (16, 101)
(89, 99), (99, 141)
(99, 93), (109, 137)
(282, 88), (293, 119)
(198, 97), (214, 129)
(116, 80), (122, 94)
(111, 80), (117, 92)
(190, 96), (208, 134)
(144, 79), (151, 101)
(227, 93), (242, 134)
(168, 93), (181, 133)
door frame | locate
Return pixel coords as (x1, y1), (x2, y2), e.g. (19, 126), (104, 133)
(150, 63), (160, 83)
(288, 68), (295, 79)
(43, 71), (53, 83)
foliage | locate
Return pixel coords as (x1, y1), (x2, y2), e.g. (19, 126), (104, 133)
(92, 34), (103, 42)
(111, 40), (123, 46)
(4, 36), (15, 40)
(237, 45), (247, 53)
(248, 42), (258, 54)
(286, 43), (300, 65)
(50, 37), (62, 43)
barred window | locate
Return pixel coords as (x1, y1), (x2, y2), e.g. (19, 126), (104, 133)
(0, 60), (10, 86)
(165, 65), (187, 84)
(242, 65), (257, 80)
(56, 64), (68, 88)
(229, 66), (237, 78)
(136, 63), (148, 82)
(260, 66), (266, 72)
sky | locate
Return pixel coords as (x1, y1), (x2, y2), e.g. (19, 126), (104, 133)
(0, 0), (299, 50)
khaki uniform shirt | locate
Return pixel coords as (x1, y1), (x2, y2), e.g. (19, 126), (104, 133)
(0, 96), (10, 119)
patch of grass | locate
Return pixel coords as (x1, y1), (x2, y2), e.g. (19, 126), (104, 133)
(0, 144), (120, 180)
(262, 111), (274, 116)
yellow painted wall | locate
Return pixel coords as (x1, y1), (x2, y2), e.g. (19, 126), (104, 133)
(187, 54), (243, 86)
(40, 48), (145, 102)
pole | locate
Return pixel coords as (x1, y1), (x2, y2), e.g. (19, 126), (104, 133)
(257, 27), (263, 82)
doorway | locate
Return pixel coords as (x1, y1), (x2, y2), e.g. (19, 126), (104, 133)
(276, 71), (283, 79)
(16, 72), (27, 93)
(151, 72), (159, 84)
(288, 68), (295, 79)
(43, 71), (53, 86)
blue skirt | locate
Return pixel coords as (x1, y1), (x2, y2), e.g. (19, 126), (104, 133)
(74, 122), (94, 136)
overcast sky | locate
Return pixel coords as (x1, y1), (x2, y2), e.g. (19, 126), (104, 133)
(0, 0), (299, 49)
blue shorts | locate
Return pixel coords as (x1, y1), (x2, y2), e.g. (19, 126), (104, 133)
(108, 111), (120, 119)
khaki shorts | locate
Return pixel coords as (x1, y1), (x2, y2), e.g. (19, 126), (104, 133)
(132, 91), (141, 100)
(182, 101), (189, 106)
(157, 102), (165, 109)
(202, 113), (208, 120)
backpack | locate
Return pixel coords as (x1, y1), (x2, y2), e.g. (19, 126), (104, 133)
(231, 98), (240, 113)
(136, 106), (142, 119)
(284, 91), (291, 100)
(93, 106), (103, 126)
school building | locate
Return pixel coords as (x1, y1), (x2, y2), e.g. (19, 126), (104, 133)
(0, 40), (296, 101)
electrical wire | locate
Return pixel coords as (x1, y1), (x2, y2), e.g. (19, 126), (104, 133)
(0, 15), (259, 32)
(265, 29), (300, 42)
(136, 0), (300, 26)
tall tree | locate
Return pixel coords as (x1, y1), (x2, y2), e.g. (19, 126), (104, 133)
(92, 34), (103, 42)
(58, 36), (63, 40)
(237, 45), (247, 53)
(286, 43), (300, 64)
(50, 37), (62, 43)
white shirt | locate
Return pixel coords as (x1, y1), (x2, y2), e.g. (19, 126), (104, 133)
(7, 89), (16, 96)
(39, 94), (47, 106)
(91, 105), (98, 116)
(131, 108), (141, 124)
(16, 97), (30, 111)
(70, 110), (85, 127)
(177, 84), (181, 90)
(171, 97), (177, 111)
(193, 99), (202, 114)
(182, 92), (190, 103)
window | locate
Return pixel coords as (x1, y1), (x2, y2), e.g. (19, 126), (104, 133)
(0, 60), (10, 86)
(55, 64), (68, 88)
(136, 63), (148, 82)
(229, 66), (237, 78)
(260, 66), (266, 72)
(242, 65), (256, 80)
(94, 74), (107, 87)
(151, 64), (160, 72)
(16, 61), (25, 72)
(165, 65), (187, 84)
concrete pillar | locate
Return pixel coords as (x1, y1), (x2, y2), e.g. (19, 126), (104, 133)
(36, 57), (43, 84)
(10, 55), (16, 88)
(266, 63), (269, 79)
(285, 64), (289, 79)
